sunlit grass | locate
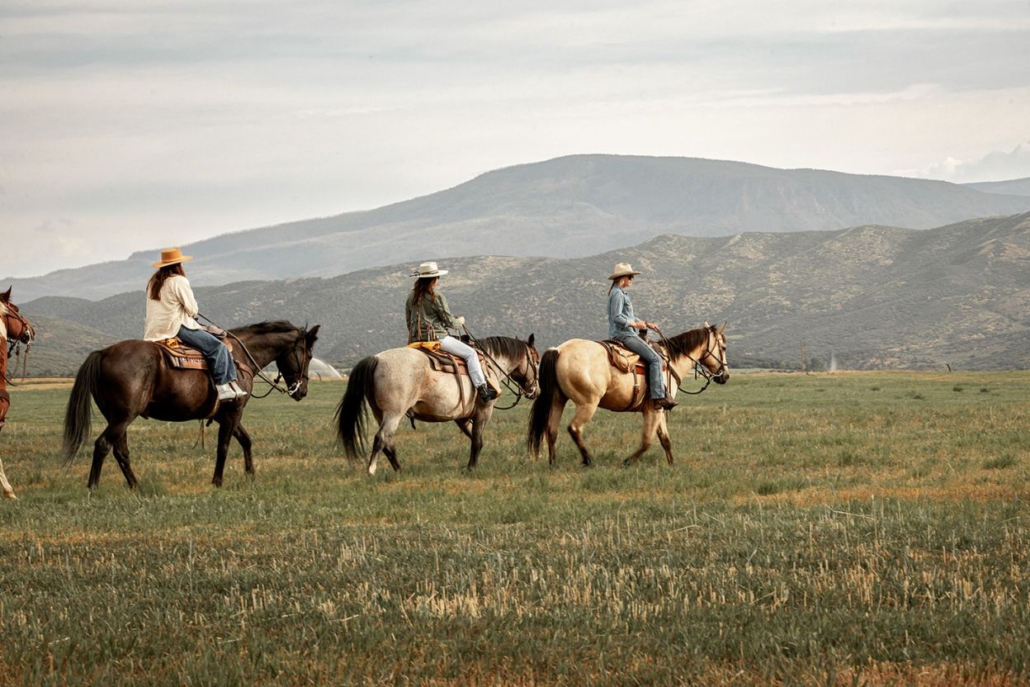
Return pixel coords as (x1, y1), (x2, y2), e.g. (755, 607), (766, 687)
(0, 372), (1029, 684)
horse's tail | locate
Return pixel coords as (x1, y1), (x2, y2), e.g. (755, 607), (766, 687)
(527, 347), (561, 456)
(63, 350), (102, 462)
(335, 355), (379, 459)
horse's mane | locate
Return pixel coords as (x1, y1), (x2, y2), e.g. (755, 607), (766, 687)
(231, 320), (299, 336)
(662, 327), (708, 359)
(477, 336), (529, 360)
(0, 301), (7, 318)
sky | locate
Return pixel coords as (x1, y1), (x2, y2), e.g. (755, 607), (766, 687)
(2, 1), (1030, 279)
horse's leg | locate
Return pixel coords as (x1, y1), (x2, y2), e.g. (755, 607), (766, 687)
(107, 422), (139, 489)
(656, 412), (674, 466)
(624, 409), (662, 466)
(455, 418), (473, 439)
(369, 413), (403, 475)
(89, 421), (135, 489)
(466, 406), (495, 470)
(212, 416), (239, 487)
(233, 424), (254, 476)
(0, 458), (15, 499)
(544, 396), (568, 465)
(567, 402), (599, 467)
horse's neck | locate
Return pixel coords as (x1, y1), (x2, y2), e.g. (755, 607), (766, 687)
(235, 332), (290, 369)
(665, 341), (705, 378)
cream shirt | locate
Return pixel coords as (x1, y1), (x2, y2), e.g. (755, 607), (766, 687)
(144, 274), (202, 341)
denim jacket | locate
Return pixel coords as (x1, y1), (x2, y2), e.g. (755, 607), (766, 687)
(608, 286), (639, 339)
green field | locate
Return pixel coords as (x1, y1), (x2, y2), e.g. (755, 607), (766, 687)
(1, 372), (1029, 685)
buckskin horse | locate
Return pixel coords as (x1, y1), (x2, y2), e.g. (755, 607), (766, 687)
(0, 288), (36, 499)
(336, 335), (539, 474)
(528, 323), (729, 467)
(63, 321), (320, 489)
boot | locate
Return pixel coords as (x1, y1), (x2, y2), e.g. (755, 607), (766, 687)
(477, 384), (499, 402)
(653, 394), (678, 411)
(216, 383), (238, 401)
(230, 381), (248, 399)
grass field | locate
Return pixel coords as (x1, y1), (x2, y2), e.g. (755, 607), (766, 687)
(1, 371), (1029, 685)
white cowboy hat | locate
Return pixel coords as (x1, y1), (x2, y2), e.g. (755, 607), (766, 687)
(608, 262), (641, 280)
(152, 247), (194, 269)
(412, 261), (448, 278)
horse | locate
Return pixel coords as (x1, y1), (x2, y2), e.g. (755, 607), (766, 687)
(336, 335), (540, 474)
(63, 321), (320, 489)
(528, 323), (729, 467)
(1, 287), (37, 499)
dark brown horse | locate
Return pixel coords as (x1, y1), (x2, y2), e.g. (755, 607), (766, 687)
(1, 287), (37, 498)
(63, 321), (320, 489)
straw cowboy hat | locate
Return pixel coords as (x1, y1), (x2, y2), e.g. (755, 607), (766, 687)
(152, 247), (194, 269)
(412, 261), (448, 278)
(608, 262), (641, 281)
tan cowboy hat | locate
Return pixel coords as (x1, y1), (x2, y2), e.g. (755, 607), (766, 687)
(608, 262), (641, 280)
(152, 247), (194, 269)
(412, 261), (448, 278)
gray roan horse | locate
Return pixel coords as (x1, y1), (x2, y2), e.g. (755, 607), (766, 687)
(528, 323), (729, 467)
(63, 321), (320, 488)
(336, 335), (540, 474)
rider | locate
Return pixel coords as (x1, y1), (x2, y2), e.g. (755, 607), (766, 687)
(406, 261), (498, 403)
(607, 262), (677, 411)
(143, 248), (246, 402)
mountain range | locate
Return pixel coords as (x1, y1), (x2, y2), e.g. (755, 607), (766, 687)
(9, 155), (1030, 303)
(20, 211), (1030, 375)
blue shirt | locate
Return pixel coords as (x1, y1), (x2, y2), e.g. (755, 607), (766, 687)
(608, 286), (638, 339)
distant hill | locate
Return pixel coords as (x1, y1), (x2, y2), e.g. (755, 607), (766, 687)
(8, 155), (1030, 302)
(965, 177), (1030, 197)
(20, 212), (1030, 375)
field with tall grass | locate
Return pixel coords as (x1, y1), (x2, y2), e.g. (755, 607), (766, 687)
(1, 371), (1029, 685)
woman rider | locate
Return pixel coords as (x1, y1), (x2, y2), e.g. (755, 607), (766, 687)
(607, 262), (677, 411)
(144, 248), (246, 402)
(406, 261), (498, 403)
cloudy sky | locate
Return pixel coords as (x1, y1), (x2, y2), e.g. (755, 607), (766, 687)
(3, 1), (1029, 279)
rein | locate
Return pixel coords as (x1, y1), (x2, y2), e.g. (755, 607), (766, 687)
(461, 326), (536, 410)
(197, 314), (305, 398)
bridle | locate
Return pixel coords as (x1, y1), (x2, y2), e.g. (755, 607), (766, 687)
(2, 301), (36, 382)
(463, 327), (540, 410)
(652, 325), (727, 396)
(199, 314), (310, 399)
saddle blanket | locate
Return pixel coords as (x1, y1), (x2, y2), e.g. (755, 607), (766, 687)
(154, 337), (235, 371)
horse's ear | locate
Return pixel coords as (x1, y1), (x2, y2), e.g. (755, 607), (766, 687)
(703, 321), (710, 329)
(718, 321), (727, 335)
(527, 333), (535, 347)
(1, 287), (10, 302)
(307, 324), (321, 346)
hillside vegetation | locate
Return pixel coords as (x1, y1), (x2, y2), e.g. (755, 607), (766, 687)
(18, 212), (1030, 375)
(9, 154), (1030, 301)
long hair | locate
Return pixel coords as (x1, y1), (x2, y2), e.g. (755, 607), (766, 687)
(411, 277), (438, 307)
(147, 264), (186, 300)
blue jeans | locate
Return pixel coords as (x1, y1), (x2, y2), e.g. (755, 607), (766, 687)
(440, 335), (487, 388)
(177, 326), (237, 385)
(615, 334), (666, 399)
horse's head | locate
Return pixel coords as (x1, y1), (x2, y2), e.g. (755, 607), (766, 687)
(511, 333), (541, 399)
(275, 324), (321, 400)
(700, 321), (729, 384)
(0, 287), (35, 344)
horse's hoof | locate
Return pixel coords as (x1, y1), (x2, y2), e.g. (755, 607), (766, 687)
(3, 491), (16, 499)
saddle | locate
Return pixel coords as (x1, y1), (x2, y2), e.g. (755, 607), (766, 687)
(407, 342), (501, 394)
(153, 337), (234, 370)
(597, 339), (666, 376)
